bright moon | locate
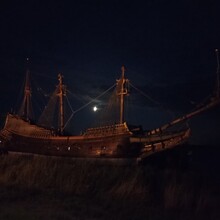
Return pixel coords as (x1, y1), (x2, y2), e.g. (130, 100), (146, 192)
(93, 106), (98, 112)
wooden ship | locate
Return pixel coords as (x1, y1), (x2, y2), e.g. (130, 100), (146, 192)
(0, 52), (220, 159)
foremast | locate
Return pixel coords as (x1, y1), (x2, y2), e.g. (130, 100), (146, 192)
(117, 65), (129, 124)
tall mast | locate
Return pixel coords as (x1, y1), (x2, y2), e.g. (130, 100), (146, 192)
(57, 74), (66, 134)
(117, 65), (129, 124)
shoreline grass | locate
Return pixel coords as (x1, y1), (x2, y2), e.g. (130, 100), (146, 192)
(0, 147), (219, 219)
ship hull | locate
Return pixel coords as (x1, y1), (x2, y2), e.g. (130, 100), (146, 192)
(3, 133), (133, 158)
(0, 114), (141, 158)
(0, 114), (190, 158)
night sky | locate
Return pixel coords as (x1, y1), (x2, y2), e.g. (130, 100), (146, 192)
(0, 0), (220, 144)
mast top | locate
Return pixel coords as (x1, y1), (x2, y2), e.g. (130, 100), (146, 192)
(121, 65), (126, 79)
(58, 73), (63, 83)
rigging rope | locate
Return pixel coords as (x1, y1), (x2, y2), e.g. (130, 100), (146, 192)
(129, 82), (175, 118)
(69, 83), (116, 114)
(96, 87), (119, 126)
(63, 95), (75, 129)
(129, 82), (161, 106)
(66, 89), (86, 104)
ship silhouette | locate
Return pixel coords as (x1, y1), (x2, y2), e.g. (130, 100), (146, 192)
(1, 52), (220, 160)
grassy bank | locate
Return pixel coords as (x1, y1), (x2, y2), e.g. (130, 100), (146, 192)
(0, 146), (219, 219)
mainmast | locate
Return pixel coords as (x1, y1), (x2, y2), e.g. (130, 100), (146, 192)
(117, 65), (129, 124)
(57, 74), (66, 135)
